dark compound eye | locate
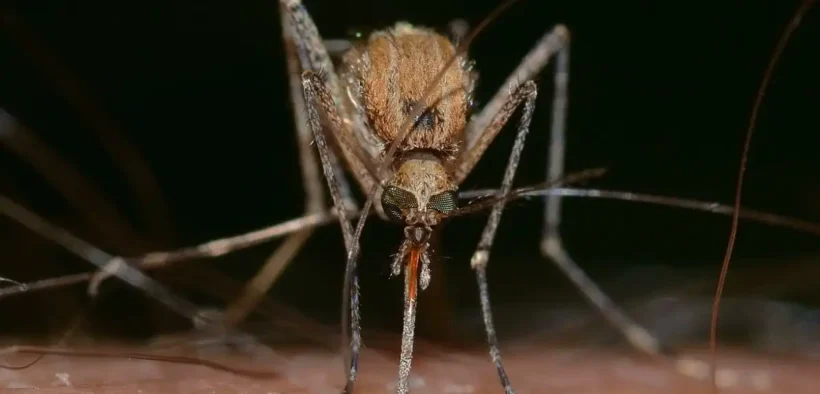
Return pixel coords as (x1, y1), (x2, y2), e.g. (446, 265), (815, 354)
(381, 186), (418, 222)
(427, 190), (458, 214)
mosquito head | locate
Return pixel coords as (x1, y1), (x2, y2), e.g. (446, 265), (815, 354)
(381, 156), (458, 244)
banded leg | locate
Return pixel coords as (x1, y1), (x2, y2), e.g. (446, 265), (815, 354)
(279, 0), (379, 194)
(278, 3), (377, 391)
(466, 81), (539, 394)
(456, 25), (568, 172)
(537, 32), (670, 358)
(458, 24), (671, 360)
(301, 70), (364, 393)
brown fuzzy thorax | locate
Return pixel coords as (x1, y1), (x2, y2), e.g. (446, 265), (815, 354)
(345, 22), (471, 157)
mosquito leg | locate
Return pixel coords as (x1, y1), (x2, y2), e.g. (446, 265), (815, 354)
(220, 0), (364, 326)
(280, 0), (379, 194)
(221, 11), (326, 325)
(0, 197), (210, 326)
(455, 25), (568, 179)
(458, 24), (674, 362)
(280, 7), (375, 389)
(537, 30), (673, 360)
(225, 15), (325, 325)
(326, 140), (358, 214)
(281, 1), (358, 210)
(466, 81), (539, 394)
(302, 70), (365, 393)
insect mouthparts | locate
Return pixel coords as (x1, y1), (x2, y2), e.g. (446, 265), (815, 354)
(404, 225), (431, 245)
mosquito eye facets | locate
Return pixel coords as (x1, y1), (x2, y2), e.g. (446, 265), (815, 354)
(427, 190), (458, 213)
(382, 186), (418, 222)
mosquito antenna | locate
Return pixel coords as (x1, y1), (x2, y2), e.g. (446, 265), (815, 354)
(459, 186), (820, 236)
(710, 1), (816, 389)
(6, 180), (818, 302)
(447, 168), (608, 217)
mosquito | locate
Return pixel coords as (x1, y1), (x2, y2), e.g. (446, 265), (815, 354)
(268, 0), (791, 392)
(2, 0), (819, 393)
(272, 0), (609, 392)
(272, 0), (820, 392)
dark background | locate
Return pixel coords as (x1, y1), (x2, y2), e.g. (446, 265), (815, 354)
(1, 0), (818, 348)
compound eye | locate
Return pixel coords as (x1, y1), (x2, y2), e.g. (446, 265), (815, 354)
(427, 190), (458, 214)
(381, 186), (418, 222)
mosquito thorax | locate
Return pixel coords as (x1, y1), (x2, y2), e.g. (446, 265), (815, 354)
(340, 21), (477, 156)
